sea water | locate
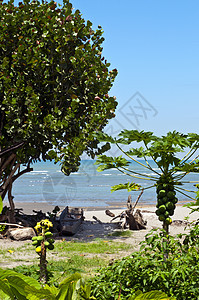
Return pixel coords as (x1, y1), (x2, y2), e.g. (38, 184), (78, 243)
(11, 160), (199, 208)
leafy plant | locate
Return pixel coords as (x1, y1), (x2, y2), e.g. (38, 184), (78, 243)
(128, 290), (176, 300)
(32, 219), (55, 284)
(95, 130), (199, 234)
(0, 269), (95, 299)
(90, 227), (199, 299)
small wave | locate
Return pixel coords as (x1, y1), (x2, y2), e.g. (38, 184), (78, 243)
(101, 174), (112, 176)
(30, 172), (49, 175)
(89, 184), (110, 187)
(31, 170), (49, 173)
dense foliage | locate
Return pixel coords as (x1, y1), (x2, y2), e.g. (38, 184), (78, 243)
(0, 0), (117, 205)
(95, 130), (199, 232)
(0, 267), (175, 299)
(90, 226), (199, 300)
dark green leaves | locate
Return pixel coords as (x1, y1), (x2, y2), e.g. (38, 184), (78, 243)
(118, 130), (155, 145)
(95, 130), (199, 206)
(95, 155), (130, 172)
(0, 0), (118, 184)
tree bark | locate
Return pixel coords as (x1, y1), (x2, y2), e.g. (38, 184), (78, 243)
(8, 181), (15, 223)
(40, 240), (47, 285)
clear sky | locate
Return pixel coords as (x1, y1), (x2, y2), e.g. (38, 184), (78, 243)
(70, 0), (199, 137)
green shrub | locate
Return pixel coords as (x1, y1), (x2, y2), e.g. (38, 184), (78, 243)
(90, 227), (199, 300)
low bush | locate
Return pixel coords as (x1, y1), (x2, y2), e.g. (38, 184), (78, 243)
(90, 226), (199, 300)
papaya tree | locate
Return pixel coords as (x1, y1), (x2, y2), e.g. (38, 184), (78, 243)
(0, 0), (117, 213)
(95, 130), (199, 234)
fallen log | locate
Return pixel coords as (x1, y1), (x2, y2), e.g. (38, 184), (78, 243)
(105, 210), (115, 218)
(93, 216), (103, 224)
(0, 222), (23, 228)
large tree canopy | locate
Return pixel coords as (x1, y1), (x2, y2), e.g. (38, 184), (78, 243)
(0, 0), (118, 207)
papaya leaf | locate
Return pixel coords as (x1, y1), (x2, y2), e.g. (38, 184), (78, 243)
(4, 276), (31, 298)
(130, 289), (176, 299)
(118, 130), (155, 145)
(0, 289), (11, 300)
(126, 147), (149, 158)
(111, 182), (141, 192)
(93, 132), (116, 143)
(174, 163), (199, 173)
(25, 285), (55, 300)
(56, 273), (82, 300)
(0, 278), (15, 300)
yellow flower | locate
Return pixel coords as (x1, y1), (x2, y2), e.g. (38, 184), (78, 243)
(8, 250), (14, 254)
(34, 223), (41, 233)
(34, 219), (53, 232)
(41, 219), (53, 229)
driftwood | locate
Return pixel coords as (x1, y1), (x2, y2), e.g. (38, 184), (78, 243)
(93, 216), (103, 224)
(110, 190), (146, 230)
(105, 210), (115, 218)
(0, 222), (23, 228)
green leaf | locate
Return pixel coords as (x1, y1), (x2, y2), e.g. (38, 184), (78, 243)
(0, 279), (15, 300)
(111, 182), (141, 192)
(56, 273), (82, 300)
(132, 290), (176, 299)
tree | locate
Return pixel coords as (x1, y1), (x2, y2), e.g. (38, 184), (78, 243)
(0, 0), (118, 212)
(95, 130), (199, 234)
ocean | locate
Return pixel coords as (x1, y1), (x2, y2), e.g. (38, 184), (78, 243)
(10, 160), (199, 208)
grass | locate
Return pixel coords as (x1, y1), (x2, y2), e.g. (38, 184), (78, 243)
(13, 254), (108, 285)
(54, 239), (132, 254)
(8, 239), (132, 285)
(3, 239), (132, 283)
(108, 230), (133, 237)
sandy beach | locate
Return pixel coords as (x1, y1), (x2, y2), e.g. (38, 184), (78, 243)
(12, 201), (199, 222)
(0, 202), (199, 269)
(11, 201), (199, 244)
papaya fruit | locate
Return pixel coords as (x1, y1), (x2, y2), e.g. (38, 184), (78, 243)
(158, 190), (166, 198)
(162, 196), (168, 203)
(157, 198), (164, 206)
(166, 202), (174, 210)
(32, 240), (39, 246)
(155, 209), (161, 216)
(167, 191), (176, 200)
(47, 238), (55, 244)
(173, 197), (178, 204)
(158, 215), (165, 222)
(35, 246), (42, 253)
(165, 217), (172, 225)
(37, 236), (44, 241)
(168, 209), (174, 216)
(45, 231), (53, 238)
(164, 211), (169, 218)
(162, 183), (168, 190)
(158, 205), (166, 214)
(44, 241), (50, 247)
(168, 184), (174, 191)
(156, 184), (163, 192)
(48, 244), (54, 250)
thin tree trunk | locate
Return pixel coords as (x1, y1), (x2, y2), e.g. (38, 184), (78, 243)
(39, 241), (47, 285)
(8, 181), (15, 223)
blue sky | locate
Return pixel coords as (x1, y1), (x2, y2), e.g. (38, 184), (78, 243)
(70, 0), (199, 137)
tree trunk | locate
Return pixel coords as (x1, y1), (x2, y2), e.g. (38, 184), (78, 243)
(8, 181), (16, 223)
(39, 240), (47, 285)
